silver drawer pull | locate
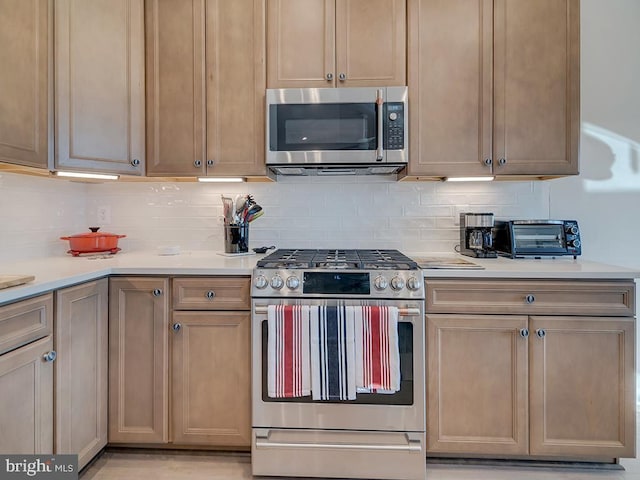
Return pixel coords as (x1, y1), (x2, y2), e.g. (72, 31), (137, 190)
(525, 294), (535, 304)
(519, 328), (529, 338)
(536, 328), (546, 339)
(173, 323), (182, 332)
(253, 306), (420, 316)
(206, 290), (216, 300)
(254, 439), (421, 452)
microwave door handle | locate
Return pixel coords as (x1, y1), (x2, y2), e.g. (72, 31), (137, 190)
(376, 89), (384, 161)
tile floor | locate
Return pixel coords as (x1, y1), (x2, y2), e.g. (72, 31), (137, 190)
(81, 440), (640, 480)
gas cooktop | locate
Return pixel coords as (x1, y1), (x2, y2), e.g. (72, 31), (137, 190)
(256, 249), (419, 271)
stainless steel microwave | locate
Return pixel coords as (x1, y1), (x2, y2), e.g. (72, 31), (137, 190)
(266, 87), (408, 176)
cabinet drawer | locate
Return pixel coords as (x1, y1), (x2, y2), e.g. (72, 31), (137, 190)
(425, 280), (635, 316)
(172, 277), (250, 311)
(0, 294), (53, 355)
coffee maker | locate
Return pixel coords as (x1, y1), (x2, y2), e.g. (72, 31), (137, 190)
(459, 213), (497, 258)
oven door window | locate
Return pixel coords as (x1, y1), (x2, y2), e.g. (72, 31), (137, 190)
(513, 224), (566, 253)
(261, 320), (413, 405)
(269, 103), (377, 152)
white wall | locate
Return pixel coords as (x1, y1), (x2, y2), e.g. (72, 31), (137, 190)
(550, 0), (640, 270)
(85, 178), (549, 254)
(0, 173), (87, 264)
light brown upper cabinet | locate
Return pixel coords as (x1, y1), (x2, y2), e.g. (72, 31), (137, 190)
(146, 0), (266, 177)
(0, 0), (52, 169)
(54, 0), (145, 176)
(407, 0), (579, 178)
(267, 0), (406, 88)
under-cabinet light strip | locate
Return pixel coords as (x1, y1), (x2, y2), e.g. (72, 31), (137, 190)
(53, 171), (119, 180)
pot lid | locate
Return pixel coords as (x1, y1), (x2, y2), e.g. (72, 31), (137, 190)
(61, 227), (126, 239)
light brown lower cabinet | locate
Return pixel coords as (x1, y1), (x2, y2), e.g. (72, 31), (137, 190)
(0, 294), (54, 454)
(426, 279), (636, 460)
(171, 311), (251, 446)
(108, 276), (251, 448)
(0, 335), (54, 454)
(108, 277), (170, 444)
(55, 279), (108, 469)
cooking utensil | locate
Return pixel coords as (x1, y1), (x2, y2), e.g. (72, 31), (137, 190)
(242, 204), (262, 222)
(246, 209), (264, 223)
(60, 227), (126, 256)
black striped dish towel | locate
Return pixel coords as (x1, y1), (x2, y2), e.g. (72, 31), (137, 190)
(310, 305), (356, 401)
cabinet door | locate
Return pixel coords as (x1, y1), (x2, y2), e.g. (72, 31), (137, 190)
(55, 279), (108, 470)
(427, 314), (528, 455)
(493, 0), (579, 176)
(55, 0), (145, 176)
(146, 0), (206, 176)
(108, 277), (169, 444)
(0, 336), (53, 454)
(529, 316), (635, 457)
(205, 0), (266, 176)
(266, 0), (335, 88)
(172, 311), (251, 446)
(336, 0), (406, 87)
(407, 0), (492, 177)
(0, 0), (51, 168)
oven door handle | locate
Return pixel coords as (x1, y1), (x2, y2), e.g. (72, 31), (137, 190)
(254, 439), (422, 453)
(253, 306), (421, 317)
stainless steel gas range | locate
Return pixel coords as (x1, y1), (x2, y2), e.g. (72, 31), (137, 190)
(251, 249), (426, 480)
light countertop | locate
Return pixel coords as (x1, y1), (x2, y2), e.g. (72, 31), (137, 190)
(0, 250), (638, 306)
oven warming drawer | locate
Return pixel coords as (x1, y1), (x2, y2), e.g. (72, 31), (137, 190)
(252, 428), (426, 480)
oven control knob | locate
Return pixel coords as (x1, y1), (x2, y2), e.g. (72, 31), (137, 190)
(286, 276), (300, 290)
(270, 275), (284, 290)
(406, 276), (421, 291)
(254, 275), (268, 289)
(569, 238), (581, 248)
(390, 276), (405, 291)
(374, 275), (388, 291)
(566, 224), (579, 235)
(389, 112), (398, 121)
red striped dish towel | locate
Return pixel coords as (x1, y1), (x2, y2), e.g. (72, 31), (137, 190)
(267, 305), (311, 398)
(354, 306), (400, 393)
(310, 306), (356, 401)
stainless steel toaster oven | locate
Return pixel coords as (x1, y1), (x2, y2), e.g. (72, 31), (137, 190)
(494, 220), (582, 258)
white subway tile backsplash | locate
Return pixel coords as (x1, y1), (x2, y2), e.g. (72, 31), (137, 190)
(1, 172), (550, 261)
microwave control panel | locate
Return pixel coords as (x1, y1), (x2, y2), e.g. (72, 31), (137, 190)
(384, 103), (405, 150)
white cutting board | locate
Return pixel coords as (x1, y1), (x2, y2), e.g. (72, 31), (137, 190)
(0, 275), (35, 290)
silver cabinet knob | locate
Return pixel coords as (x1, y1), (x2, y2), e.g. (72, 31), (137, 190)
(131, 158), (141, 167)
(519, 328), (529, 338)
(173, 323), (182, 332)
(43, 351), (57, 363)
(338, 73), (346, 81)
(152, 288), (163, 297)
(525, 294), (535, 304)
(326, 73), (333, 81)
(498, 158), (507, 166)
(536, 328), (546, 339)
(206, 290), (216, 299)
(194, 160), (202, 167)
(484, 158), (493, 166)
(206, 159), (214, 167)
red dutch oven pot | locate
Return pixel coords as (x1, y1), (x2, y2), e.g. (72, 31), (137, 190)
(61, 227), (126, 256)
